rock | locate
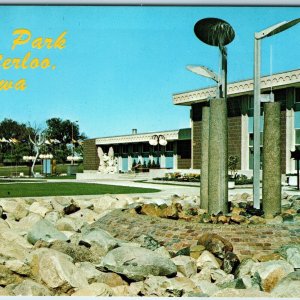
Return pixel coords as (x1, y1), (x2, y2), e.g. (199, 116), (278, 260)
(235, 258), (256, 278)
(172, 255), (197, 277)
(71, 283), (113, 296)
(34, 248), (88, 292)
(252, 252), (283, 262)
(190, 245), (205, 259)
(28, 201), (52, 217)
(101, 246), (177, 281)
(196, 250), (221, 270)
(265, 215), (283, 224)
(154, 246), (171, 258)
(275, 244), (300, 268)
(55, 217), (84, 232)
(271, 270), (300, 298)
(111, 285), (131, 296)
(212, 287), (271, 297)
(75, 262), (103, 283)
(49, 240), (99, 263)
(16, 213), (42, 231)
(79, 228), (118, 256)
(160, 203), (180, 219)
(197, 233), (233, 259)
(211, 268), (234, 285)
(231, 207), (245, 215)
(63, 203), (80, 215)
(0, 235), (29, 261)
(12, 279), (53, 296)
(5, 259), (31, 276)
(251, 260), (294, 292)
(135, 234), (160, 250)
(195, 280), (220, 296)
(44, 211), (61, 225)
(0, 218), (9, 231)
(68, 208), (99, 224)
(27, 219), (69, 245)
(217, 278), (246, 289)
(127, 281), (144, 296)
(140, 203), (162, 217)
(90, 195), (117, 213)
(175, 246), (190, 256)
(11, 202), (29, 221)
(230, 214), (247, 224)
(218, 215), (230, 224)
(0, 265), (23, 286)
(142, 275), (201, 297)
(249, 215), (266, 224)
(222, 251), (240, 274)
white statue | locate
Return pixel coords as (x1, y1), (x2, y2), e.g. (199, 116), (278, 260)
(97, 146), (118, 174)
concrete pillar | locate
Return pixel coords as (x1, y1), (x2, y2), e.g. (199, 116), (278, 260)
(262, 102), (281, 217)
(241, 114), (249, 171)
(173, 141), (178, 170)
(128, 156), (132, 171)
(208, 99), (228, 214)
(200, 106), (210, 210)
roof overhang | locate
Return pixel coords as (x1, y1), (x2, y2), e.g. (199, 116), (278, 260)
(95, 129), (181, 145)
(173, 69), (300, 106)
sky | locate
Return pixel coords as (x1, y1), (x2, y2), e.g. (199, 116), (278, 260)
(0, 5), (300, 138)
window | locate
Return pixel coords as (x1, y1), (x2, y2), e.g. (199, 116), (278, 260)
(248, 116), (264, 170)
(122, 144), (128, 154)
(142, 143), (150, 153)
(166, 141), (173, 152)
(132, 143), (139, 153)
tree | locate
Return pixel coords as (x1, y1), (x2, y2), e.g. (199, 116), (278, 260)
(0, 119), (32, 164)
(45, 118), (87, 163)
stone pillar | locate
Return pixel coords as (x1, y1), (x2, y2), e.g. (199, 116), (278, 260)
(208, 99), (228, 214)
(128, 156), (132, 171)
(160, 153), (166, 168)
(262, 102), (281, 217)
(173, 142), (178, 170)
(200, 106), (210, 210)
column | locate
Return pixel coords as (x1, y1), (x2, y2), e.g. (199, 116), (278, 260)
(208, 99), (228, 214)
(200, 106), (210, 210)
(262, 102), (281, 217)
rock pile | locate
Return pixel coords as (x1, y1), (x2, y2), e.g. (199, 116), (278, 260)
(129, 193), (300, 224)
(0, 195), (299, 296)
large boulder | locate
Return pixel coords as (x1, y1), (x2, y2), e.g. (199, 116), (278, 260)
(55, 217), (84, 232)
(251, 260), (294, 292)
(68, 208), (99, 224)
(27, 219), (69, 245)
(142, 275), (201, 297)
(196, 250), (221, 270)
(0, 234), (29, 261)
(275, 244), (300, 269)
(12, 279), (53, 296)
(271, 270), (300, 298)
(79, 228), (119, 256)
(197, 233), (233, 259)
(0, 265), (23, 286)
(28, 201), (53, 217)
(30, 248), (88, 292)
(171, 255), (197, 278)
(101, 246), (177, 281)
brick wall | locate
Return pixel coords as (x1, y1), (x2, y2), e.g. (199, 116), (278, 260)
(94, 210), (300, 261)
(83, 139), (99, 170)
(177, 157), (191, 169)
(192, 117), (242, 170)
(228, 116), (242, 169)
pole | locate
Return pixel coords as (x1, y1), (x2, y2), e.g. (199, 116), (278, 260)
(297, 159), (300, 190)
(253, 37), (261, 209)
(71, 123), (74, 165)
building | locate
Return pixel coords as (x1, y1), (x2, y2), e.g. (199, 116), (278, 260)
(83, 69), (300, 175)
(83, 128), (191, 173)
(173, 69), (300, 175)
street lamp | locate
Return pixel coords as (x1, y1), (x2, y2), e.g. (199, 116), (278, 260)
(71, 120), (79, 165)
(149, 134), (167, 167)
(253, 18), (300, 209)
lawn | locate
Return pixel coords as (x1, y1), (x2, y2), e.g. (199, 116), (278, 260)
(0, 182), (160, 198)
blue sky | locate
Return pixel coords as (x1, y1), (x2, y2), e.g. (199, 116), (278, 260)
(0, 6), (300, 138)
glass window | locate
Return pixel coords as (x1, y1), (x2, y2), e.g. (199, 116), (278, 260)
(132, 143), (139, 153)
(295, 111), (300, 129)
(166, 141), (173, 152)
(122, 144), (128, 154)
(142, 143), (150, 153)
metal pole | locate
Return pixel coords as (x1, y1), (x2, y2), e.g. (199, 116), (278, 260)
(253, 37), (261, 209)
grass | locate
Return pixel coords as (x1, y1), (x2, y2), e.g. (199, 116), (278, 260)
(134, 179), (199, 187)
(0, 182), (160, 198)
